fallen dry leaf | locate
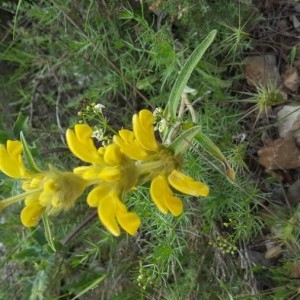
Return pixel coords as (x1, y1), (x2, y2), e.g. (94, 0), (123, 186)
(290, 262), (300, 278)
(282, 66), (300, 92)
(293, 55), (300, 70)
(258, 138), (300, 170)
(244, 55), (280, 88)
(265, 245), (282, 260)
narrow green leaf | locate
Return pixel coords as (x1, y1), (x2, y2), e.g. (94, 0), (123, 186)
(136, 75), (157, 90)
(20, 132), (41, 173)
(195, 132), (235, 180)
(13, 248), (40, 259)
(13, 113), (28, 137)
(169, 125), (202, 156)
(165, 30), (217, 118)
(42, 215), (56, 253)
(195, 132), (226, 163)
(71, 274), (107, 300)
(197, 69), (232, 88)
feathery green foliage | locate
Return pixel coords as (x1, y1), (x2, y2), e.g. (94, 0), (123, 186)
(0, 1), (292, 299)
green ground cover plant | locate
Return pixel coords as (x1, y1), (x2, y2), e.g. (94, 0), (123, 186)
(1, 1), (299, 299)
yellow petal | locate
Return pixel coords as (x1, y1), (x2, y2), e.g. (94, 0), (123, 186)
(113, 130), (149, 160)
(87, 185), (111, 207)
(118, 129), (135, 143)
(0, 140), (28, 178)
(21, 203), (44, 227)
(73, 166), (99, 179)
(103, 143), (122, 165)
(66, 124), (102, 164)
(98, 193), (120, 236)
(132, 110), (159, 152)
(168, 170), (209, 197)
(150, 175), (170, 214)
(116, 200), (141, 235)
(98, 166), (121, 182)
(150, 175), (183, 216)
(74, 164), (121, 182)
(167, 196), (183, 217)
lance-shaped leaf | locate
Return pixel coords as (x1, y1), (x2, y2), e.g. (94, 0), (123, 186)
(13, 113), (28, 138)
(164, 30), (217, 119)
(195, 132), (235, 180)
(169, 125), (202, 156)
(20, 131), (41, 173)
(42, 215), (56, 253)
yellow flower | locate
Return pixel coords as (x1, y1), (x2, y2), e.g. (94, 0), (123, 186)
(114, 109), (209, 216)
(23, 171), (86, 226)
(0, 140), (29, 178)
(67, 126), (138, 188)
(132, 109), (159, 152)
(66, 124), (140, 236)
(168, 169), (209, 197)
(37, 170), (87, 213)
(113, 110), (160, 160)
(66, 124), (103, 164)
(150, 170), (209, 215)
(113, 129), (149, 160)
(150, 175), (183, 216)
(87, 184), (140, 236)
(0, 140), (87, 227)
(21, 202), (44, 227)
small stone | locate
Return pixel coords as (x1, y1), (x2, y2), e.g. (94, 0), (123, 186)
(258, 138), (300, 170)
(277, 105), (300, 145)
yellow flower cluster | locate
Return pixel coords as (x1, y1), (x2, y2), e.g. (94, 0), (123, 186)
(0, 140), (86, 227)
(0, 109), (209, 236)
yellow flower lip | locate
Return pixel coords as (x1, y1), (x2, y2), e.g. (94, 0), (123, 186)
(150, 175), (183, 216)
(21, 203), (44, 227)
(132, 109), (159, 152)
(66, 124), (103, 164)
(113, 129), (149, 160)
(168, 170), (209, 197)
(0, 140), (29, 178)
(87, 185), (140, 236)
(103, 143), (122, 165)
(149, 170), (209, 217)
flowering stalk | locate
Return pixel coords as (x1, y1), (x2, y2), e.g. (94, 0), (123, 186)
(1, 108), (211, 238)
(0, 140), (87, 227)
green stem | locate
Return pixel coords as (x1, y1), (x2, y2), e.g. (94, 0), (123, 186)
(0, 189), (41, 212)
